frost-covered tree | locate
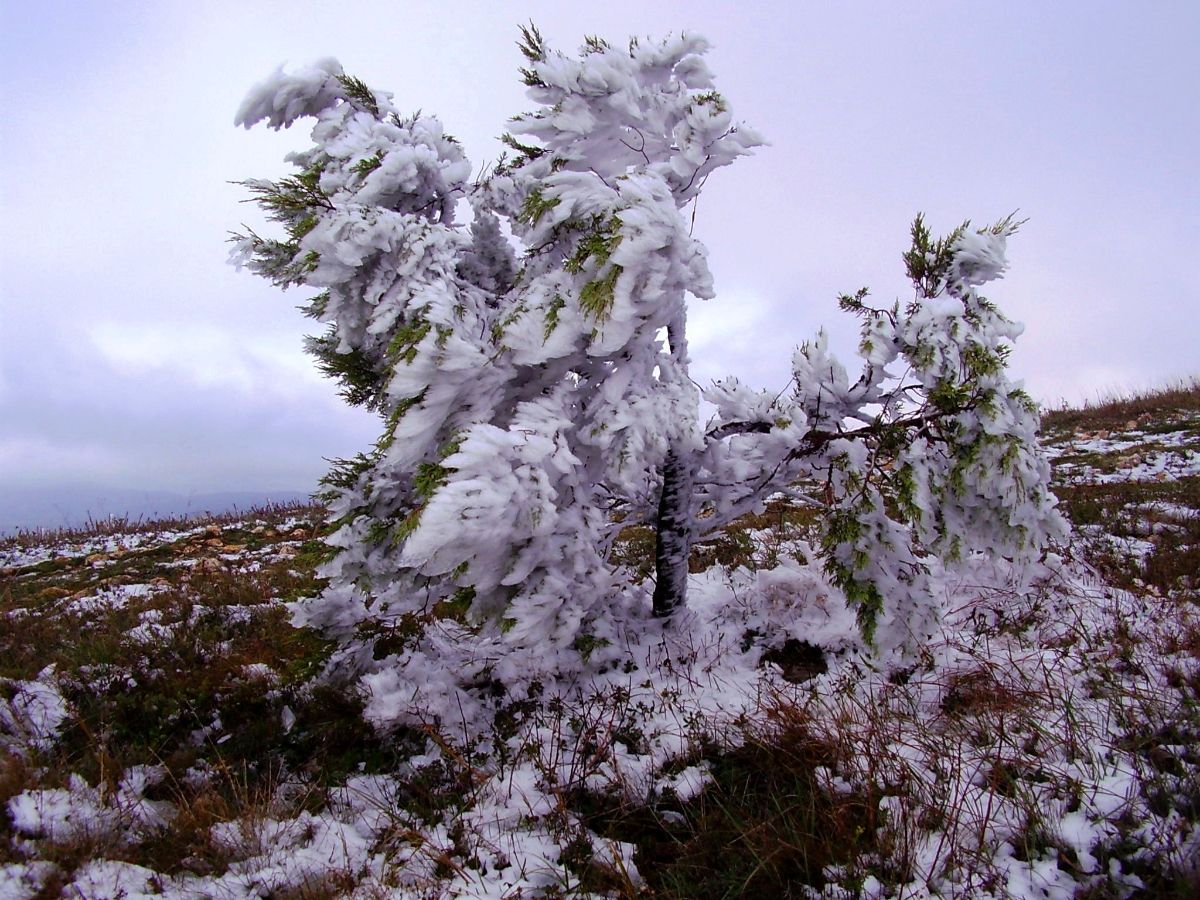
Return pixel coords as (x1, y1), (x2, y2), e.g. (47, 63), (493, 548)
(233, 28), (1064, 699)
(696, 215), (1066, 651)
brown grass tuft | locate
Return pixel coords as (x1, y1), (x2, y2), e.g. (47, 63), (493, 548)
(1042, 377), (1200, 434)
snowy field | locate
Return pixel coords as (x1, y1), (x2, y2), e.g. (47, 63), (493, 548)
(2, 391), (1199, 898)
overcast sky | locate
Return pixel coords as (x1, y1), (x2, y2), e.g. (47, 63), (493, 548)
(2, 0), (1197, 507)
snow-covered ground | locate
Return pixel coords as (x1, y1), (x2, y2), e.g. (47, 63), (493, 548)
(3, 552), (1198, 897)
(2, 408), (1199, 898)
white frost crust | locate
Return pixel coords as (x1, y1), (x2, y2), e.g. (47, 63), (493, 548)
(0, 670), (69, 756)
(234, 58), (344, 130)
(8, 766), (173, 846)
(950, 227), (1010, 287)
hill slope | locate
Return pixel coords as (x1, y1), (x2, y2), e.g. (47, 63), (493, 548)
(2, 385), (1198, 898)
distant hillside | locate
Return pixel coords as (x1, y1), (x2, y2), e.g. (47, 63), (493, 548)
(0, 485), (312, 534)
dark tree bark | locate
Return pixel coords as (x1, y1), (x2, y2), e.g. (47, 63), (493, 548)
(652, 445), (694, 617)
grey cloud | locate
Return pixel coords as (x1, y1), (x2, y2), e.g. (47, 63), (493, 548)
(0, 317), (378, 496)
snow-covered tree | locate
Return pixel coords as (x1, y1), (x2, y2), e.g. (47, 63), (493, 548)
(233, 28), (1064, 704)
(697, 214), (1066, 652)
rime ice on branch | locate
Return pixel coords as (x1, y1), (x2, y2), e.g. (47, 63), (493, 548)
(232, 28), (1064, 702)
(698, 215), (1066, 652)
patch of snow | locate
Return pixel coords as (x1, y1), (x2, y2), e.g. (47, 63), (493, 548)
(8, 776), (120, 844)
(0, 861), (59, 900)
(0, 670), (69, 756)
(66, 582), (160, 615)
(67, 860), (163, 900)
(1058, 448), (1200, 485)
(0, 527), (205, 570)
(657, 763), (711, 802)
(8, 767), (174, 849)
(241, 663), (280, 684)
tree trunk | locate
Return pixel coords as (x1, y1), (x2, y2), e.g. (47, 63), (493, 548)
(652, 446), (694, 616)
(652, 317), (695, 617)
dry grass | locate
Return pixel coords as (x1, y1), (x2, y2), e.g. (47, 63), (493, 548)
(1042, 377), (1200, 605)
(0, 507), (399, 891)
(633, 711), (884, 898)
(642, 580), (1200, 896)
(1042, 377), (1200, 435)
(0, 499), (323, 554)
(1051, 478), (1200, 599)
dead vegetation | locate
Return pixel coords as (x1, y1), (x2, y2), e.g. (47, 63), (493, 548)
(1042, 377), (1200, 436)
